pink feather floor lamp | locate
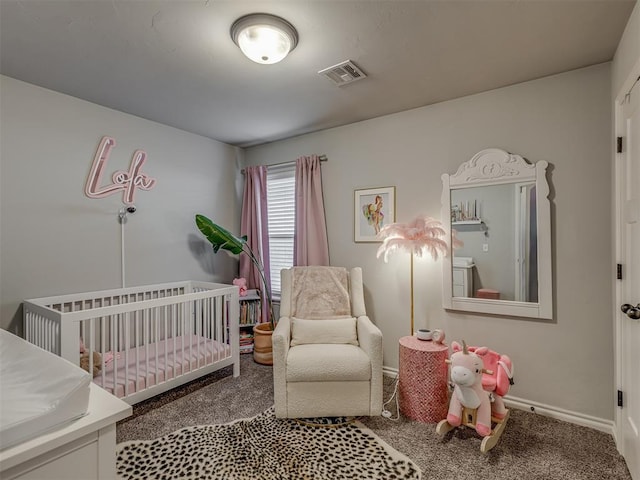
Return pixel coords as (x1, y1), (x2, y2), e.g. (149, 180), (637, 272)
(376, 215), (456, 336)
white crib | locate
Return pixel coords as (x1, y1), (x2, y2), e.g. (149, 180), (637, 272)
(23, 281), (239, 405)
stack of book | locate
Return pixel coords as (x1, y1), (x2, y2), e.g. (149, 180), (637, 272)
(240, 298), (261, 325)
(239, 331), (254, 354)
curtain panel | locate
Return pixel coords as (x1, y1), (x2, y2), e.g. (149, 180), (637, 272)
(294, 156), (330, 266)
(240, 165), (271, 323)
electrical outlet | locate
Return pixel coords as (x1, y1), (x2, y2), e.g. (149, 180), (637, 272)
(482, 243), (489, 252)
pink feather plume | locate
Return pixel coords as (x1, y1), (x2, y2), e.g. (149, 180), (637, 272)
(376, 215), (462, 262)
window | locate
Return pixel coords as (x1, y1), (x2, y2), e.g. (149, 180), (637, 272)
(266, 164), (295, 296)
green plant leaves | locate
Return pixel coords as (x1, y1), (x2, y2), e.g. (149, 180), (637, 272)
(195, 214), (246, 255)
(195, 213), (275, 328)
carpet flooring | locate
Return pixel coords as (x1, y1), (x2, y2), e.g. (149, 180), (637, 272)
(117, 354), (632, 480)
(117, 407), (420, 479)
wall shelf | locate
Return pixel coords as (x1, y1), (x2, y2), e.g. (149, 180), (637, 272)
(451, 219), (487, 234)
(452, 219), (483, 225)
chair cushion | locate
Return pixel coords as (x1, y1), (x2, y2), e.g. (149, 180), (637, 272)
(290, 317), (358, 346)
(286, 344), (371, 382)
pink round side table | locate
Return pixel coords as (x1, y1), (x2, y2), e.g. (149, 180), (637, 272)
(398, 335), (449, 423)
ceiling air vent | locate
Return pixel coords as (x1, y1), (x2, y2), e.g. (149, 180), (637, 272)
(318, 60), (367, 86)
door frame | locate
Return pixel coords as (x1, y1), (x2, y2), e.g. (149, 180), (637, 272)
(514, 182), (535, 302)
(613, 57), (640, 454)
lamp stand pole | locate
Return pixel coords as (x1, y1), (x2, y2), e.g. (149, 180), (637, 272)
(410, 252), (414, 336)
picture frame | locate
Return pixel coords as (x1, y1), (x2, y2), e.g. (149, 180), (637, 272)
(354, 186), (396, 242)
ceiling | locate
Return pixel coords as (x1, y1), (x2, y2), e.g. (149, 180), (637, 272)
(0, 1), (636, 148)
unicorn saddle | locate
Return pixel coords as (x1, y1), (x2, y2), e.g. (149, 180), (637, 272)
(468, 346), (514, 398)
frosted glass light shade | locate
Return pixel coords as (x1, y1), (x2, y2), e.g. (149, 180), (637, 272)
(231, 14), (298, 65)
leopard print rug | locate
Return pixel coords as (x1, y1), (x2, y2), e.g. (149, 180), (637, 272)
(116, 407), (421, 479)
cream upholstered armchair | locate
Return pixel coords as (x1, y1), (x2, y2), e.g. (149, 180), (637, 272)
(272, 266), (383, 418)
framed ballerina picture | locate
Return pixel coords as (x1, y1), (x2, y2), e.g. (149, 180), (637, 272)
(354, 186), (396, 242)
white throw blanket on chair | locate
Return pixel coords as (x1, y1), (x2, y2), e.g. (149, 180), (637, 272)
(290, 266), (351, 318)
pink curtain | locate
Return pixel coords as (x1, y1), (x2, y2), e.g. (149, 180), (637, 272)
(240, 166), (271, 323)
(294, 156), (330, 266)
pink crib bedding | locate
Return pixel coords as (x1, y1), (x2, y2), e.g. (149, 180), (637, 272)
(94, 335), (231, 399)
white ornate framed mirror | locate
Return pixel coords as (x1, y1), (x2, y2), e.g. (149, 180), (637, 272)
(441, 148), (552, 319)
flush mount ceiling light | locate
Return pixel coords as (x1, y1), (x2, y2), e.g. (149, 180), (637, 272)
(230, 13), (298, 65)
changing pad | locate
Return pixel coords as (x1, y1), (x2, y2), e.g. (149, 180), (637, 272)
(0, 330), (91, 450)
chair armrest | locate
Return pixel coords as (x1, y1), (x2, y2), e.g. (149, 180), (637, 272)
(356, 315), (382, 359)
(272, 316), (291, 418)
(272, 316), (291, 355)
(356, 316), (383, 414)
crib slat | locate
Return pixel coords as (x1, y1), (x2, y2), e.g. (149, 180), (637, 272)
(196, 299), (201, 369)
(166, 306), (175, 380)
(207, 297), (212, 364)
(112, 313), (118, 397)
(172, 303), (177, 377)
(135, 309), (139, 393)
(153, 306), (158, 386)
(182, 302), (186, 373)
(100, 317), (106, 391)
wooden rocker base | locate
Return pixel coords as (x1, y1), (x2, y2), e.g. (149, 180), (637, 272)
(436, 408), (510, 453)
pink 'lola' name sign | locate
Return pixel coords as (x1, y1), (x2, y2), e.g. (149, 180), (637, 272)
(85, 136), (156, 204)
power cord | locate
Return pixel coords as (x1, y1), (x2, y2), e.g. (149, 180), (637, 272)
(381, 373), (400, 421)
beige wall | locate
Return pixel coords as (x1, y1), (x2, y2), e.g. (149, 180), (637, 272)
(245, 64), (614, 421)
(0, 75), (242, 334)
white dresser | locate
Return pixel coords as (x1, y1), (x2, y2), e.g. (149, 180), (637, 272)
(0, 384), (131, 480)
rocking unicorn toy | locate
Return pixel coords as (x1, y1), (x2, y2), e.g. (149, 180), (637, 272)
(436, 340), (514, 453)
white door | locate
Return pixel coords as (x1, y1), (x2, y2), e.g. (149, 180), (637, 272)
(619, 78), (640, 480)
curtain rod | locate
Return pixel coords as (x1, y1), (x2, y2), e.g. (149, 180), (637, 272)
(241, 155), (327, 174)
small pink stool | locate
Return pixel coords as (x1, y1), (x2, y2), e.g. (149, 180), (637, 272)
(398, 336), (449, 423)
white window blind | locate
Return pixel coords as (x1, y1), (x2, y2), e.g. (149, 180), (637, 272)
(266, 163), (296, 296)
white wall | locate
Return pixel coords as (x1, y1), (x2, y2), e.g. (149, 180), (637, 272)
(0, 75), (242, 334)
(245, 64), (613, 421)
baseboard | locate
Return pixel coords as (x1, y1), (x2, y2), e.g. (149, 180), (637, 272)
(381, 366), (615, 436)
(383, 366), (398, 378)
(504, 395), (615, 435)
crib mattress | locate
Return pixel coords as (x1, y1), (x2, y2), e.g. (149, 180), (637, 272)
(94, 335), (231, 399)
(0, 329), (91, 450)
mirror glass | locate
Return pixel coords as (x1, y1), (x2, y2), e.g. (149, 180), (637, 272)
(451, 183), (537, 302)
(441, 149), (552, 319)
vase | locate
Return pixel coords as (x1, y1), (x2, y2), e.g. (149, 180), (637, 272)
(253, 323), (273, 365)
